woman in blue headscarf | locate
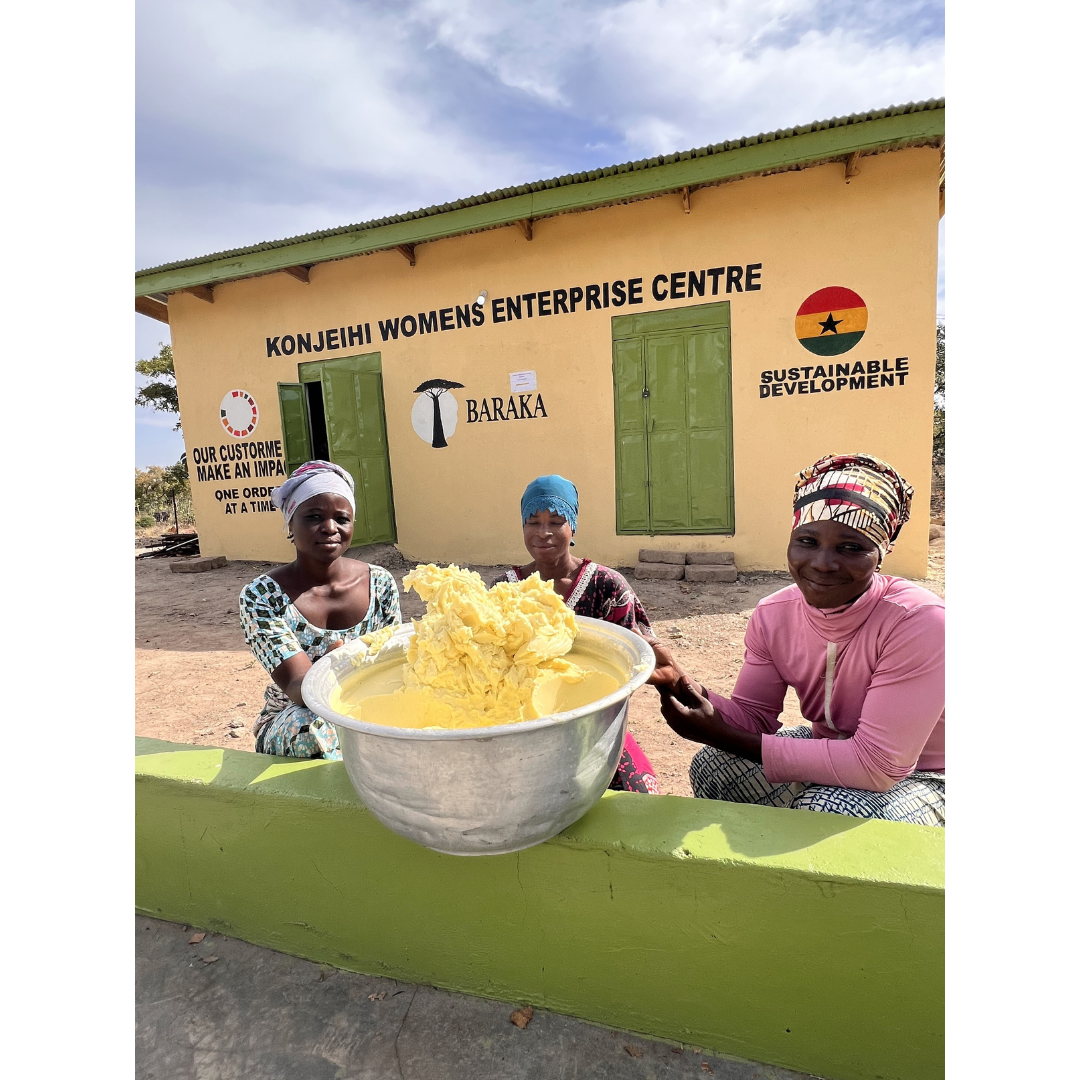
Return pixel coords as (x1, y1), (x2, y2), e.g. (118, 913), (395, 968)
(501, 475), (677, 794)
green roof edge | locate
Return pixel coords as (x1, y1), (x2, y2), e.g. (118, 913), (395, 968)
(136, 99), (943, 297)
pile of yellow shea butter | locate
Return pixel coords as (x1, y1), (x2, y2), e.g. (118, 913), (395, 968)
(332, 564), (620, 729)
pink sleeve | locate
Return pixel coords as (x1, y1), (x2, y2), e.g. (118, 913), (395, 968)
(761, 605), (945, 792)
(705, 611), (786, 736)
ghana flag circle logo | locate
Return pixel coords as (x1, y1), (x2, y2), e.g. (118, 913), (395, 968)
(795, 287), (867, 356)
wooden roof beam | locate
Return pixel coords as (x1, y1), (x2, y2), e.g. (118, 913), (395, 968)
(681, 186), (691, 214)
(135, 295), (169, 324)
(182, 285), (214, 303)
(516, 218), (533, 241)
(396, 244), (416, 266)
(282, 265), (310, 283)
(938, 144), (945, 218)
(845, 151), (862, 179)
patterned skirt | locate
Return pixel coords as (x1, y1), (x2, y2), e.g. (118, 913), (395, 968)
(689, 726), (944, 827)
(253, 685), (342, 760)
(610, 731), (661, 795)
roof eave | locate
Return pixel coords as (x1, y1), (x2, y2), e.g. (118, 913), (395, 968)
(135, 105), (944, 298)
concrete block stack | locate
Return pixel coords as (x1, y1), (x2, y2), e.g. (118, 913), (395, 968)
(634, 549), (737, 582)
(685, 551), (737, 583)
(170, 555), (228, 574)
(634, 549), (685, 579)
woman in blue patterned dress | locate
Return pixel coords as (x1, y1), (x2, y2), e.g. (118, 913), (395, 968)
(239, 461), (401, 759)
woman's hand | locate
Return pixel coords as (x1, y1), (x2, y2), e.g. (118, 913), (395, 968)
(660, 679), (763, 763)
(646, 639), (685, 691)
(659, 678), (717, 741)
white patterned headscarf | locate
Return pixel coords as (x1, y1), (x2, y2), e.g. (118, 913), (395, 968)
(271, 460), (355, 525)
(792, 453), (913, 562)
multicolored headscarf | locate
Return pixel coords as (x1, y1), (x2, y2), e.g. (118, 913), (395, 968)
(792, 453), (913, 561)
(521, 475), (578, 544)
(271, 460), (355, 525)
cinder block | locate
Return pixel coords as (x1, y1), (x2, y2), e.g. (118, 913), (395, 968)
(685, 551), (736, 565)
(170, 555), (227, 574)
(685, 565), (737, 583)
(638, 549), (686, 565)
(634, 563), (684, 581)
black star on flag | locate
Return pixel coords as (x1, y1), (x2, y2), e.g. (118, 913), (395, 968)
(818, 313), (843, 335)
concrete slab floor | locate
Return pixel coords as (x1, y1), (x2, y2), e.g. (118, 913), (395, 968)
(136, 917), (818, 1080)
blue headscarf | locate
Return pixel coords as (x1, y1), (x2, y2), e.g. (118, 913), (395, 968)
(521, 475), (578, 545)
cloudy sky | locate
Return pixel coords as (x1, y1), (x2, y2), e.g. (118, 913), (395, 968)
(135, 0), (945, 467)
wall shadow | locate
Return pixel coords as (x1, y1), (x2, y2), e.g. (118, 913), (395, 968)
(679, 803), (868, 860)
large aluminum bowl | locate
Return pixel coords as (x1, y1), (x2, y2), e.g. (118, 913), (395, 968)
(302, 616), (656, 855)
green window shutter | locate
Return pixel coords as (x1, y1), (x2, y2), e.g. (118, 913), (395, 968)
(612, 336), (650, 532)
(353, 369), (396, 544)
(686, 327), (734, 530)
(320, 360), (366, 536)
(645, 332), (691, 531)
(611, 302), (734, 535)
(277, 382), (311, 477)
(298, 353), (397, 546)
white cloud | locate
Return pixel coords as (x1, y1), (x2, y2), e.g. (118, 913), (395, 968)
(135, 1), (944, 464)
(135, 316), (170, 357)
(135, 400), (185, 468)
(411, 0), (944, 154)
(137, 0), (538, 265)
(137, 0), (943, 267)
(135, 409), (178, 430)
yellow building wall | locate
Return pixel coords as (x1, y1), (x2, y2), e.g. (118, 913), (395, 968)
(169, 146), (939, 577)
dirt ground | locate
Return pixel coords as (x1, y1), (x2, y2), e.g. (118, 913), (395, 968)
(135, 537), (944, 798)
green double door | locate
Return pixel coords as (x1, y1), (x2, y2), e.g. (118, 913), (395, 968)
(277, 352), (396, 546)
(612, 303), (734, 534)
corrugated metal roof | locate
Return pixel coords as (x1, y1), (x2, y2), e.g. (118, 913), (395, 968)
(136, 98), (943, 279)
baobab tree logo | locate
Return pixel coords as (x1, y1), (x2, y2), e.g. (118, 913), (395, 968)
(411, 378), (465, 448)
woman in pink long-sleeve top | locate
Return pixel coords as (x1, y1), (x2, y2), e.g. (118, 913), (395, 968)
(662, 453), (944, 827)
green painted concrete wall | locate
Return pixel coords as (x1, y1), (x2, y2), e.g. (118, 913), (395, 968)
(135, 738), (943, 1080)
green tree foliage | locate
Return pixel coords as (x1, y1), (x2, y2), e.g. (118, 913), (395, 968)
(135, 342), (181, 431)
(135, 343), (193, 530)
(136, 457), (193, 530)
(933, 322), (945, 462)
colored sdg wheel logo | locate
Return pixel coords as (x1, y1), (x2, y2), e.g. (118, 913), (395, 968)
(220, 389), (259, 437)
(795, 287), (867, 356)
